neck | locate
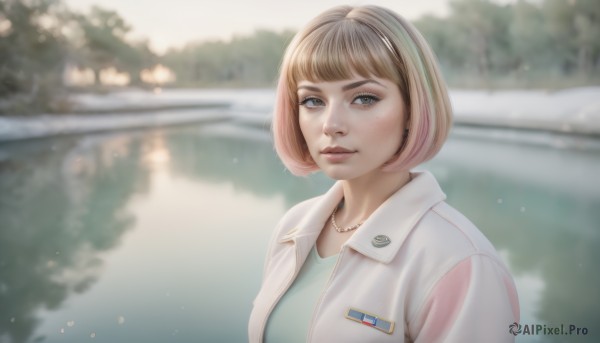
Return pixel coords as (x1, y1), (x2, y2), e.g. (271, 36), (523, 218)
(337, 170), (412, 226)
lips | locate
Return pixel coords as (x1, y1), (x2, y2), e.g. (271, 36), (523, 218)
(320, 146), (355, 154)
(320, 146), (356, 163)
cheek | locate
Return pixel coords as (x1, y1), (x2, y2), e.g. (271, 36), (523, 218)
(298, 114), (309, 140)
(369, 114), (403, 148)
(298, 113), (316, 147)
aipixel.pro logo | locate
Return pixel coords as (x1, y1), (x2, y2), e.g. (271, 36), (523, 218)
(509, 322), (522, 335)
(509, 322), (589, 336)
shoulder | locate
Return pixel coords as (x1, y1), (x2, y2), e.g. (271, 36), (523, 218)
(407, 201), (505, 270)
(270, 194), (323, 240)
(432, 201), (497, 253)
(404, 202), (517, 322)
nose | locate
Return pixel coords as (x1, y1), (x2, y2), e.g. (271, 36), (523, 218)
(322, 102), (347, 136)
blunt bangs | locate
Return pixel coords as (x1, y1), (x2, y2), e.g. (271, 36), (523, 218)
(287, 20), (401, 93)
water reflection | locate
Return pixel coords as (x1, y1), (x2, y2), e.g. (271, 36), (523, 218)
(0, 122), (598, 342)
(0, 124), (330, 343)
(165, 124), (333, 206)
(0, 134), (153, 343)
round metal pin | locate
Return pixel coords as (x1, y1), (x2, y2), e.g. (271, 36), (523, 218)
(371, 235), (391, 248)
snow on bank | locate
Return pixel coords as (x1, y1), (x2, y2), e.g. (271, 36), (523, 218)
(72, 88), (274, 113)
(0, 109), (230, 142)
(451, 87), (600, 135)
(1, 87), (599, 142)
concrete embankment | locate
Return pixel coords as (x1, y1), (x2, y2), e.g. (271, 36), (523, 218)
(0, 108), (232, 142)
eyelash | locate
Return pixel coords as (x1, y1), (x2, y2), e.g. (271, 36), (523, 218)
(353, 92), (380, 105)
(298, 93), (381, 108)
(298, 96), (322, 107)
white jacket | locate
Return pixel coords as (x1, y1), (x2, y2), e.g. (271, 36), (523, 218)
(249, 171), (520, 342)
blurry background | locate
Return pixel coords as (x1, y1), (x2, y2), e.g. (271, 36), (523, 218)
(0, 0), (599, 113)
(0, 0), (599, 342)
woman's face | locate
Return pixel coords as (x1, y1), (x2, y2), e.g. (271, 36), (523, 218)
(298, 75), (407, 181)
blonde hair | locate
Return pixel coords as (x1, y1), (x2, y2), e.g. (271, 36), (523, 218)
(273, 5), (452, 176)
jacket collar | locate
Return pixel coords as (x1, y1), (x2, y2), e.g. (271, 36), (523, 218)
(346, 171), (446, 263)
(279, 171), (446, 264)
(278, 180), (344, 243)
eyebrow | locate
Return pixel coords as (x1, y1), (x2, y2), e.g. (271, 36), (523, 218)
(342, 79), (384, 91)
(297, 79), (385, 93)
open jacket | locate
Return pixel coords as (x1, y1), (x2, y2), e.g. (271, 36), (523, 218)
(248, 171), (520, 342)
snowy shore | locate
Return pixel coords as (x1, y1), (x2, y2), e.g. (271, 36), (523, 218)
(0, 87), (599, 142)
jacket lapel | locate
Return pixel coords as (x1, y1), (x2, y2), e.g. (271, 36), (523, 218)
(278, 181), (344, 272)
(346, 171), (446, 264)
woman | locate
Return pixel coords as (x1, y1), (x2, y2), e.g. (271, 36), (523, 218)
(249, 5), (519, 343)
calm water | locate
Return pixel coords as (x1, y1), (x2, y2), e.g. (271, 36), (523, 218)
(0, 119), (598, 343)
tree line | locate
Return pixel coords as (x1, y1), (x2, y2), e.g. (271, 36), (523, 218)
(414, 0), (600, 88)
(162, 29), (294, 87)
(0, 0), (598, 114)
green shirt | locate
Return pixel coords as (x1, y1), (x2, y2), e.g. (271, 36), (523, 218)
(264, 245), (338, 343)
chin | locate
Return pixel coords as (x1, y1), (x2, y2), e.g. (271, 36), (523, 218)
(320, 165), (364, 181)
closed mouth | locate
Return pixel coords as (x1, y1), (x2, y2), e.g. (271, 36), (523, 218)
(321, 146), (356, 154)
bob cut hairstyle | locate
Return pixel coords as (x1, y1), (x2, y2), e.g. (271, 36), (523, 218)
(273, 5), (452, 176)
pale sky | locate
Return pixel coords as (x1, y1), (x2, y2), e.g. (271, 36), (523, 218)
(64, 0), (453, 54)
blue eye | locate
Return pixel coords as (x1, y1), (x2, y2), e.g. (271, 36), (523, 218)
(299, 97), (324, 108)
(352, 94), (379, 106)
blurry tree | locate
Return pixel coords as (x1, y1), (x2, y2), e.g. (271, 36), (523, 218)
(125, 39), (157, 85)
(510, 0), (555, 75)
(543, 0), (600, 75)
(414, 14), (468, 82)
(0, 0), (67, 113)
(230, 30), (295, 83)
(447, 0), (513, 78)
(162, 29), (294, 87)
(71, 6), (156, 86)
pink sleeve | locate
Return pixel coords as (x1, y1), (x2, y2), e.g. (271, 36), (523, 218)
(411, 254), (520, 343)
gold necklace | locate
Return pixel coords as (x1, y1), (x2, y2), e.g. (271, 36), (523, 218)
(330, 206), (363, 233)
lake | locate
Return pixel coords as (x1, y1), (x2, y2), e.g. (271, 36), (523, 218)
(0, 118), (598, 342)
